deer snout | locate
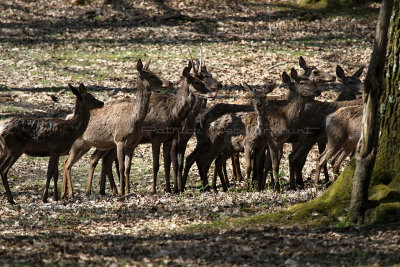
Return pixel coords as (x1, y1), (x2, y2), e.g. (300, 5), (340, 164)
(218, 82), (223, 89)
(162, 81), (174, 89)
(315, 90), (322, 96)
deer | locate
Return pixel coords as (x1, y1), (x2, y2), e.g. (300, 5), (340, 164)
(88, 51), (221, 196)
(314, 105), (363, 186)
(85, 60), (216, 196)
(218, 56), (335, 188)
(0, 83), (104, 204)
(212, 83), (274, 191)
(64, 71), (174, 197)
(183, 69), (321, 192)
(287, 65), (364, 190)
(165, 52), (222, 193)
(62, 59), (163, 200)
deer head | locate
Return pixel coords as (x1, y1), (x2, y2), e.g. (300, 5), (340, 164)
(190, 48), (222, 91)
(136, 59), (164, 90)
(183, 61), (217, 100)
(336, 65), (364, 94)
(282, 68), (321, 99)
(68, 83), (104, 110)
(299, 56), (336, 84)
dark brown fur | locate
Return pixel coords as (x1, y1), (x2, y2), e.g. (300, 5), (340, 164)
(0, 84), (104, 204)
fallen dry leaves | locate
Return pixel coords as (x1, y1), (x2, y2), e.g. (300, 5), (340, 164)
(1, 0), (399, 266)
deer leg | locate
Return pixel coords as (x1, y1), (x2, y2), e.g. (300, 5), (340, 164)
(222, 160), (229, 188)
(176, 139), (188, 193)
(43, 153), (59, 203)
(332, 149), (349, 177)
(233, 153), (244, 181)
(261, 148), (271, 190)
(163, 140), (172, 193)
(199, 144), (225, 190)
(86, 149), (106, 197)
(289, 139), (315, 190)
(215, 154), (230, 192)
(269, 145), (281, 193)
(0, 152), (21, 204)
(245, 148), (252, 182)
(212, 163), (218, 192)
(116, 142), (127, 196)
(288, 143), (300, 190)
(123, 150), (134, 195)
(315, 148), (336, 186)
(62, 144), (90, 200)
(253, 147), (266, 190)
(102, 149), (118, 195)
(151, 141), (161, 194)
(183, 147), (204, 190)
(317, 142), (330, 184)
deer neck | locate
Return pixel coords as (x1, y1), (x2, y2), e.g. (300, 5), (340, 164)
(282, 93), (306, 130)
(69, 98), (91, 135)
(254, 105), (267, 136)
(132, 78), (152, 125)
(173, 79), (192, 122)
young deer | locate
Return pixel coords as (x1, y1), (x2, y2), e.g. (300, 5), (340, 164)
(314, 105), (363, 185)
(85, 60), (215, 196)
(0, 84), (104, 204)
(335, 65), (364, 101)
(62, 59), (163, 199)
(288, 66), (364, 190)
(211, 83), (273, 191)
(221, 56), (334, 187)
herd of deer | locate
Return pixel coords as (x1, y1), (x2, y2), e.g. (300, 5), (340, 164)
(0, 54), (365, 204)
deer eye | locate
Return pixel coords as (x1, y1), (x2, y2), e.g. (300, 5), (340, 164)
(313, 70), (319, 75)
(299, 81), (304, 85)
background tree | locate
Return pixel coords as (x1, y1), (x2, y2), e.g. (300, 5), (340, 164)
(349, 0), (394, 224)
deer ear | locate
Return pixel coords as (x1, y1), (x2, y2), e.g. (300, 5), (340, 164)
(353, 66), (364, 78)
(182, 65), (191, 77)
(282, 72), (291, 85)
(187, 60), (193, 71)
(78, 83), (87, 95)
(144, 59), (151, 70)
(68, 83), (83, 99)
(265, 82), (277, 94)
(242, 82), (252, 94)
(137, 59), (143, 72)
(299, 56), (307, 70)
(336, 65), (346, 80)
(290, 68), (299, 81)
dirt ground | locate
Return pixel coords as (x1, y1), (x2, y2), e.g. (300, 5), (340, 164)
(1, 0), (399, 266)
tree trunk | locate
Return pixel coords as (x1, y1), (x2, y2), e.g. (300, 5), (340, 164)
(348, 0), (394, 224)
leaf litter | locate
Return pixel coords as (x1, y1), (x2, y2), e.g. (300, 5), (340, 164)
(1, 0), (399, 266)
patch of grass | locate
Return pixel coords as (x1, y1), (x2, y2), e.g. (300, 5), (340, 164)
(3, 106), (22, 114)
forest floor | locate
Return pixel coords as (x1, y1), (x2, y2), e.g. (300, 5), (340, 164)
(1, 0), (400, 266)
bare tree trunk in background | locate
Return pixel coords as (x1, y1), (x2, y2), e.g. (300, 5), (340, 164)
(348, 0), (394, 224)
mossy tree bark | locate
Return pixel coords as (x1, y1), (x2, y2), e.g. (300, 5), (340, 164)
(348, 0), (394, 224)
